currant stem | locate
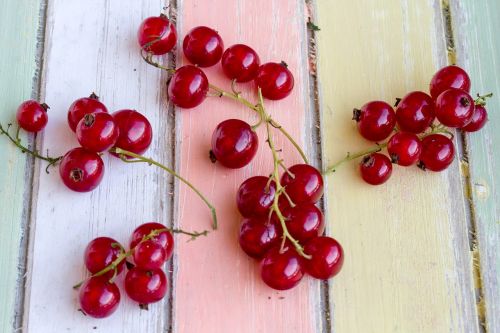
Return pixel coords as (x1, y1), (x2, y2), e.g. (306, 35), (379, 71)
(258, 89), (311, 260)
(73, 227), (207, 289)
(323, 126), (452, 174)
(0, 123), (62, 173)
(110, 147), (218, 230)
(474, 92), (493, 106)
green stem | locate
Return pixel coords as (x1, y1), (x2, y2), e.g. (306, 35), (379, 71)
(474, 92), (493, 106)
(258, 89), (311, 259)
(323, 126), (452, 174)
(73, 227), (207, 289)
(0, 122), (62, 172)
(110, 147), (218, 230)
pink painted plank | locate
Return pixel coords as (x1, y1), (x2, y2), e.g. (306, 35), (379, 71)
(173, 0), (319, 332)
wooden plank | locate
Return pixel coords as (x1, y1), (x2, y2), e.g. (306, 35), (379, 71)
(451, 1), (500, 331)
(315, 0), (479, 332)
(172, 0), (322, 332)
(24, 0), (176, 331)
(0, 0), (42, 331)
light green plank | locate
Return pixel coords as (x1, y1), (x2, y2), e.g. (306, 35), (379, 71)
(0, 0), (42, 330)
(452, 1), (500, 331)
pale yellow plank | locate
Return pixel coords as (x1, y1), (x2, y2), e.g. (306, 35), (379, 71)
(316, 1), (478, 332)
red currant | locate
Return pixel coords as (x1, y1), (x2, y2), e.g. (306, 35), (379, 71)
(419, 134), (455, 171)
(359, 153), (392, 185)
(168, 65), (209, 109)
(133, 240), (167, 270)
(260, 246), (304, 290)
(182, 26), (224, 67)
(124, 267), (167, 305)
(221, 44), (260, 82)
(239, 217), (280, 259)
(59, 147), (104, 192)
(84, 237), (125, 278)
(67, 93), (108, 132)
(137, 14), (177, 55)
(236, 176), (276, 218)
(280, 164), (324, 204)
(430, 65), (471, 99)
(353, 101), (396, 141)
(462, 105), (488, 132)
(395, 91), (435, 133)
(303, 236), (343, 280)
(255, 62), (294, 100)
(16, 100), (48, 132)
(387, 132), (422, 166)
(211, 119), (258, 169)
(130, 223), (174, 261)
(76, 113), (119, 153)
(435, 88), (474, 128)
(280, 203), (324, 243)
(112, 109), (152, 156)
(78, 276), (120, 318)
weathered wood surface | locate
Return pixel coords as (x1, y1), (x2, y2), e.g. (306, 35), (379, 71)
(0, 0), (42, 331)
(451, 1), (500, 331)
(316, 0), (479, 332)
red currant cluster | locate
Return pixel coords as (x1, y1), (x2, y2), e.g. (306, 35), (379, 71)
(138, 14), (344, 291)
(76, 222), (204, 318)
(325, 65), (492, 184)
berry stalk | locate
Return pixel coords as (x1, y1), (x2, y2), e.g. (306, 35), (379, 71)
(110, 147), (218, 230)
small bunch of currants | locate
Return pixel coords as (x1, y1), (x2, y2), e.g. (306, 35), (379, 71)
(77, 223), (174, 318)
(342, 65), (491, 185)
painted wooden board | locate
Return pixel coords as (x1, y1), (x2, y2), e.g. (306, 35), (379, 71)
(315, 0), (479, 332)
(451, 1), (500, 331)
(173, 0), (322, 332)
(0, 0), (41, 331)
(24, 0), (175, 331)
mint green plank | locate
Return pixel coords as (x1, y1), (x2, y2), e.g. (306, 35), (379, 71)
(452, 1), (500, 331)
(0, 0), (42, 330)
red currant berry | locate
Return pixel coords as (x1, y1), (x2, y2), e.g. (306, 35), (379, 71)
(462, 105), (488, 132)
(435, 88), (474, 128)
(359, 153), (392, 185)
(280, 203), (324, 243)
(84, 237), (125, 278)
(76, 113), (119, 153)
(221, 44), (260, 82)
(59, 147), (104, 192)
(137, 14), (177, 55)
(168, 65), (209, 109)
(211, 119), (258, 169)
(387, 132), (422, 166)
(112, 110), (152, 156)
(182, 26), (224, 67)
(430, 65), (471, 99)
(239, 217), (280, 259)
(125, 267), (167, 305)
(16, 100), (48, 132)
(130, 223), (174, 261)
(78, 276), (120, 318)
(255, 62), (294, 100)
(353, 101), (396, 141)
(419, 134), (455, 171)
(133, 240), (167, 270)
(260, 246), (304, 290)
(67, 93), (108, 132)
(236, 176), (276, 218)
(303, 236), (343, 280)
(280, 164), (324, 204)
(395, 91), (435, 133)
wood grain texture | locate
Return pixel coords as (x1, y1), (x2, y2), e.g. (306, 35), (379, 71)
(25, 1), (175, 331)
(173, 0), (322, 332)
(451, 1), (500, 331)
(0, 0), (41, 330)
(315, 0), (479, 332)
